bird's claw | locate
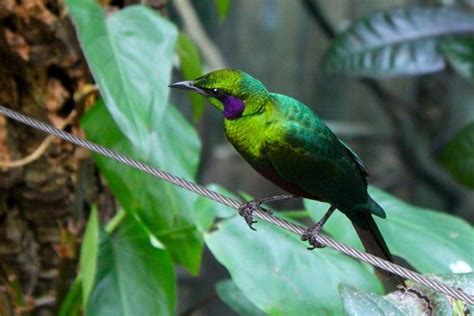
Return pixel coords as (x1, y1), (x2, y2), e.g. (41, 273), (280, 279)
(238, 200), (260, 230)
(301, 224), (325, 249)
(238, 199), (273, 231)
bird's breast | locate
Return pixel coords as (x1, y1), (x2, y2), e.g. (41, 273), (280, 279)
(224, 116), (269, 168)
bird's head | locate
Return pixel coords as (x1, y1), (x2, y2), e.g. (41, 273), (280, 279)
(169, 69), (268, 120)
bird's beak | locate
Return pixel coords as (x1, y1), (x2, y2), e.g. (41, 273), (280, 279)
(168, 80), (208, 96)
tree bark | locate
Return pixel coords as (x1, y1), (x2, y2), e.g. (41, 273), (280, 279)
(0, 1), (94, 314)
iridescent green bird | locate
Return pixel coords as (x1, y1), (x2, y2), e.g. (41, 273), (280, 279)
(170, 69), (400, 284)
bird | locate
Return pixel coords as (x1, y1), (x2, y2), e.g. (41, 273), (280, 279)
(170, 69), (402, 286)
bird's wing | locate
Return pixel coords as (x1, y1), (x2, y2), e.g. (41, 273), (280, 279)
(264, 116), (368, 206)
(339, 139), (369, 179)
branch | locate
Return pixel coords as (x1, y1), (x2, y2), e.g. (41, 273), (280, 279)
(172, 0), (227, 70)
(0, 110), (76, 168)
(301, 0), (462, 208)
(0, 84), (96, 168)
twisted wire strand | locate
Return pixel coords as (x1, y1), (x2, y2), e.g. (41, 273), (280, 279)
(1, 105), (472, 304)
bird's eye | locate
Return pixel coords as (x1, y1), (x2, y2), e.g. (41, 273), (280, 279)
(212, 88), (218, 93)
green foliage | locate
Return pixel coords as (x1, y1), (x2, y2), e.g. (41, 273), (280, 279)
(305, 187), (474, 274)
(340, 273), (474, 315)
(63, 1), (474, 314)
(214, 0), (231, 21)
(339, 284), (409, 316)
(58, 276), (82, 316)
(442, 37), (474, 81)
(82, 101), (203, 273)
(192, 184), (235, 232)
(69, 0), (204, 273)
(176, 32), (205, 120)
(200, 192), (383, 315)
(321, 4), (474, 191)
(439, 122), (474, 189)
(86, 214), (176, 316)
(80, 207), (100, 307)
(216, 279), (265, 316)
(322, 7), (474, 78)
(66, 0), (176, 148)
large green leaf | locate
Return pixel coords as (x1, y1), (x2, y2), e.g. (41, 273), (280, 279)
(176, 33), (205, 120)
(304, 187), (474, 274)
(80, 207), (100, 307)
(216, 279), (265, 316)
(339, 284), (406, 316)
(192, 184), (235, 232)
(204, 214), (383, 315)
(86, 214), (176, 316)
(82, 101), (203, 273)
(441, 37), (474, 80)
(340, 273), (474, 315)
(66, 1), (177, 150)
(439, 122), (474, 189)
(322, 7), (474, 77)
(69, 0), (204, 272)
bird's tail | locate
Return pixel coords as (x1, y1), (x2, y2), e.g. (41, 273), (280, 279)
(347, 200), (405, 289)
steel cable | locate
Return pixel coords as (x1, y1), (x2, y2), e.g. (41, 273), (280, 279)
(0, 105), (472, 304)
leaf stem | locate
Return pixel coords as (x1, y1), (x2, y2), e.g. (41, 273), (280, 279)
(105, 209), (127, 234)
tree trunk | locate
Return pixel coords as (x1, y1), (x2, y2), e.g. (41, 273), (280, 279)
(0, 1), (94, 314)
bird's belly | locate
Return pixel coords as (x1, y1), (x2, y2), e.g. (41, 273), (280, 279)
(231, 144), (322, 200)
(255, 165), (322, 200)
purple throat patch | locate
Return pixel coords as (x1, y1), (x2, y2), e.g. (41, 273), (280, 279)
(221, 95), (245, 119)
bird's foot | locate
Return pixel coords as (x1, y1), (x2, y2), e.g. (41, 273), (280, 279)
(238, 200), (261, 231)
(238, 195), (296, 231)
(302, 205), (336, 249)
(301, 223), (325, 250)
(238, 198), (277, 231)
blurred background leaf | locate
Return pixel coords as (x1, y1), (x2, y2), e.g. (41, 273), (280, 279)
(441, 37), (474, 81)
(214, 0), (231, 21)
(176, 32), (205, 120)
(439, 122), (474, 189)
(304, 186), (474, 274)
(322, 7), (474, 77)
